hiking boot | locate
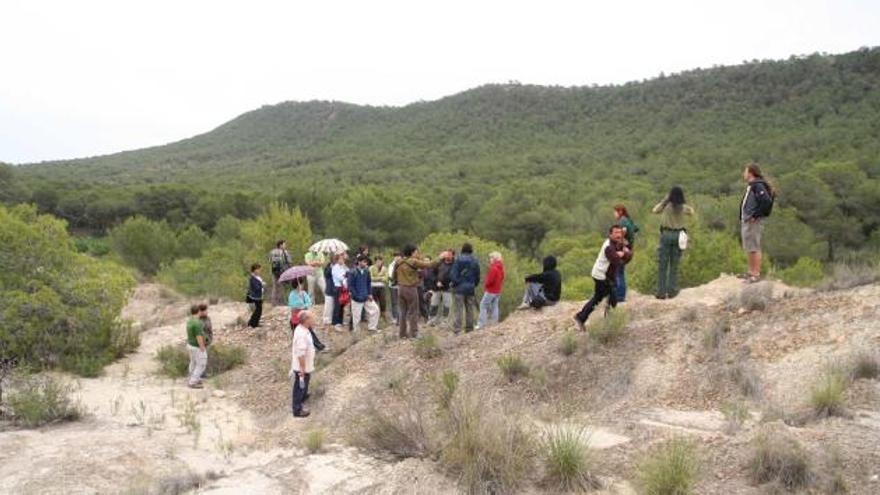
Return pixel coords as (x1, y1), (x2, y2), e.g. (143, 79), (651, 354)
(516, 303), (530, 311)
(667, 291), (680, 299)
(188, 382), (204, 389)
(655, 294), (668, 300)
(293, 409), (311, 418)
(573, 315), (586, 332)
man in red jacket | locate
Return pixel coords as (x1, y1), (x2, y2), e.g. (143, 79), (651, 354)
(477, 251), (505, 330)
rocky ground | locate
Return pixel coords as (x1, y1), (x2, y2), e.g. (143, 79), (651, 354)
(1, 276), (878, 494)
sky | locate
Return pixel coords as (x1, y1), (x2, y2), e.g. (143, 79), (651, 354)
(1, 0), (878, 164)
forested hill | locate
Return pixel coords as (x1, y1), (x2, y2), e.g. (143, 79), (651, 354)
(4, 48), (880, 262)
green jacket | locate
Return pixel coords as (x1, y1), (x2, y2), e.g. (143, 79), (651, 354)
(395, 257), (439, 287)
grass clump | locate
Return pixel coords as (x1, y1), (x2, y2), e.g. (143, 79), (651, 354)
(587, 307), (628, 345)
(349, 398), (432, 460)
(155, 343), (246, 378)
(559, 331), (578, 356)
(747, 430), (812, 489)
(736, 283), (773, 311)
(850, 350), (879, 380)
(702, 316), (730, 354)
(496, 352), (530, 382)
(442, 395), (535, 494)
(542, 426), (599, 492)
(810, 371), (848, 418)
(435, 370), (459, 411)
(818, 262), (880, 291)
(153, 470), (221, 495)
(304, 429), (326, 454)
(728, 360), (763, 399)
(637, 437), (699, 495)
(414, 332), (442, 359)
(6, 374), (82, 427)
(721, 400), (751, 434)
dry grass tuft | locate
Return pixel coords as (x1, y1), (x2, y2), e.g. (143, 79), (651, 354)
(810, 371), (848, 418)
(6, 374), (82, 427)
(850, 350), (879, 380)
(818, 263), (880, 291)
(559, 331), (578, 356)
(637, 437), (700, 495)
(728, 360), (763, 399)
(541, 425), (600, 492)
(304, 429), (326, 454)
(414, 332), (443, 359)
(496, 352), (530, 382)
(748, 429), (812, 490)
(349, 396), (432, 460)
(587, 307), (628, 345)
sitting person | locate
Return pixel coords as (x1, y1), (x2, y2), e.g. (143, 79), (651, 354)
(519, 255), (561, 309)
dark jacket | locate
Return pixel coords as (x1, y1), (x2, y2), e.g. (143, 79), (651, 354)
(741, 179), (771, 221)
(347, 267), (372, 303)
(525, 256), (562, 302)
(450, 254), (481, 296)
(422, 267), (437, 292)
(248, 274), (264, 301)
(323, 264), (337, 297)
(435, 261), (454, 291)
(603, 239), (633, 284)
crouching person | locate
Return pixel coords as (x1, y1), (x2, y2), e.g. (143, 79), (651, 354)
(186, 304), (208, 389)
(290, 311), (317, 418)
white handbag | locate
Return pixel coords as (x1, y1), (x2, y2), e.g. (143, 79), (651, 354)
(678, 231), (689, 250)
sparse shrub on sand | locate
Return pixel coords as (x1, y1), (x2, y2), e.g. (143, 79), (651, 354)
(637, 437), (699, 495)
(304, 429), (326, 454)
(152, 470), (221, 495)
(721, 400), (751, 434)
(818, 262), (880, 292)
(559, 331), (578, 356)
(810, 371), (848, 418)
(747, 429), (812, 489)
(6, 374), (82, 427)
(155, 343), (245, 378)
(733, 283), (773, 311)
(703, 316), (730, 354)
(542, 425), (600, 492)
(414, 332), (442, 359)
(587, 307), (628, 345)
(728, 360), (763, 399)
(349, 398), (432, 460)
(850, 350), (879, 380)
(435, 370), (459, 411)
(679, 306), (699, 323)
(496, 352), (530, 382)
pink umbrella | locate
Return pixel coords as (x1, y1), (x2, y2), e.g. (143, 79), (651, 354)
(278, 265), (315, 284)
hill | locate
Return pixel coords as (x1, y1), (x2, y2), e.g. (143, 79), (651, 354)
(5, 48), (880, 263)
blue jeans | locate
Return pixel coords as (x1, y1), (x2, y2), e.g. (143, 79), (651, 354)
(615, 264), (627, 302)
(478, 293), (501, 328)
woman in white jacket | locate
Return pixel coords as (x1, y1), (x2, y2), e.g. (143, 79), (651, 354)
(290, 311), (317, 418)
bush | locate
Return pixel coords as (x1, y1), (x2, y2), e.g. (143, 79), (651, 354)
(587, 307), (628, 345)
(818, 262), (880, 291)
(7, 374), (82, 427)
(436, 370), (459, 411)
(155, 343), (246, 378)
(304, 429), (326, 454)
(442, 395), (535, 494)
(414, 332), (442, 359)
(542, 426), (599, 492)
(810, 371), (848, 418)
(73, 236), (111, 256)
(747, 430), (812, 489)
(728, 361), (763, 399)
(777, 257), (824, 288)
(349, 398), (432, 460)
(496, 352), (530, 382)
(721, 400), (750, 434)
(850, 351), (880, 380)
(559, 331), (578, 356)
(637, 437), (699, 495)
(732, 283), (773, 312)
(703, 316), (730, 354)
(109, 216), (179, 275)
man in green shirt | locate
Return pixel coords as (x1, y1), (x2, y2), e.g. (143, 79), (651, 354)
(186, 305), (208, 388)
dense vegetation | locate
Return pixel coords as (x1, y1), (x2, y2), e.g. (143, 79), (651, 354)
(0, 205), (136, 376)
(2, 48), (879, 301)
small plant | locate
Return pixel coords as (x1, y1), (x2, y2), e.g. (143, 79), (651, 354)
(818, 262), (880, 291)
(177, 398), (201, 437)
(703, 316), (730, 353)
(304, 429), (326, 454)
(153, 471), (221, 495)
(735, 283), (773, 311)
(6, 374), (82, 427)
(721, 400), (751, 434)
(436, 370), (459, 411)
(810, 371), (848, 418)
(155, 343), (246, 378)
(414, 332), (442, 359)
(542, 426), (599, 492)
(679, 306), (699, 323)
(559, 331), (578, 356)
(728, 360), (763, 399)
(637, 437), (699, 495)
(748, 430), (812, 489)
(496, 352), (530, 382)
(587, 307), (628, 345)
(850, 350), (879, 380)
(156, 345), (190, 378)
(349, 399), (432, 459)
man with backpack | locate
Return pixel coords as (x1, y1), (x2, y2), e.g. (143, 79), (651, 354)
(740, 162), (775, 284)
(268, 240), (292, 305)
(450, 243), (481, 334)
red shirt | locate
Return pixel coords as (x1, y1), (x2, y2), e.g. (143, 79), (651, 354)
(484, 261), (505, 294)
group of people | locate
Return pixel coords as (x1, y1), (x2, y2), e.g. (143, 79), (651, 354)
(189, 162), (775, 414)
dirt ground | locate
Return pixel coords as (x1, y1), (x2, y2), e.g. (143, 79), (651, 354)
(1, 276), (879, 494)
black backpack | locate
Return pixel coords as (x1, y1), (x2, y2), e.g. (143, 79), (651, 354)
(754, 181), (775, 218)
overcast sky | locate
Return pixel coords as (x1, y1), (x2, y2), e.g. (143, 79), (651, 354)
(1, 0), (878, 164)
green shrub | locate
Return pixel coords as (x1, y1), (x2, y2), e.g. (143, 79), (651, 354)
(748, 430), (812, 489)
(542, 426), (598, 491)
(559, 331), (578, 356)
(496, 352), (530, 382)
(851, 351), (880, 380)
(7, 374), (82, 427)
(208, 344), (246, 375)
(637, 437), (699, 495)
(810, 371), (848, 418)
(777, 257), (825, 288)
(414, 332), (442, 359)
(436, 370), (459, 411)
(304, 429), (326, 454)
(73, 236), (111, 256)
(176, 225), (210, 259)
(156, 345), (190, 377)
(109, 216), (179, 275)
(587, 307), (628, 345)
(155, 343), (246, 378)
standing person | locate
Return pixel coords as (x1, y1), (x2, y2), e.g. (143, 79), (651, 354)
(356, 245), (373, 266)
(477, 252), (505, 330)
(369, 256), (389, 322)
(290, 311), (317, 418)
(520, 256), (562, 309)
(330, 254), (348, 330)
(388, 252), (403, 325)
(247, 264), (265, 328)
(197, 303), (213, 378)
(186, 305), (208, 389)
(573, 226), (632, 330)
(347, 255), (378, 332)
(304, 248), (326, 303)
(740, 162), (775, 283)
(395, 245), (443, 339)
(268, 240), (292, 305)
(652, 186), (695, 299)
(613, 204), (639, 303)
(428, 251), (455, 326)
(288, 277), (312, 329)
(419, 256), (433, 320)
(322, 259), (336, 326)
(450, 243), (481, 335)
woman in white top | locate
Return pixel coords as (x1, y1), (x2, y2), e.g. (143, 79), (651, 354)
(290, 311), (317, 418)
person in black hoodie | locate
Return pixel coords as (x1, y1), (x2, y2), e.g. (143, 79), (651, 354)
(247, 263), (266, 328)
(519, 256), (562, 309)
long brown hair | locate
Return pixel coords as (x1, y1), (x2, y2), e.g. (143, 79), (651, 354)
(745, 161), (777, 197)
